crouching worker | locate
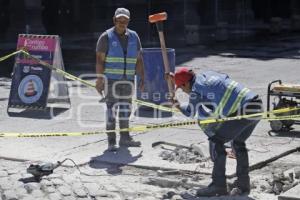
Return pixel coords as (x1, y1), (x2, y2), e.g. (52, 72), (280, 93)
(167, 67), (263, 197)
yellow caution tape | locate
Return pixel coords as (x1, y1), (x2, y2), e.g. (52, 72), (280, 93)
(1, 110), (299, 138)
(0, 50), (300, 138)
(0, 50), (24, 62)
(2, 50), (299, 115)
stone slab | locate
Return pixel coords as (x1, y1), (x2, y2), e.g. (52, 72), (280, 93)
(278, 184), (300, 200)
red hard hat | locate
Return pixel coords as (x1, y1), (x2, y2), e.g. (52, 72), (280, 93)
(174, 67), (193, 89)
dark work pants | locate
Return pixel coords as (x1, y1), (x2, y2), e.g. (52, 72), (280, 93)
(208, 98), (263, 187)
(105, 79), (134, 144)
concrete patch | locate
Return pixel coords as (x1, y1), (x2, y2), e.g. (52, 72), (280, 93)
(278, 184), (300, 200)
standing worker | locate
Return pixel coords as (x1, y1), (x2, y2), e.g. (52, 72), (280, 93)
(95, 8), (145, 151)
(167, 67), (263, 197)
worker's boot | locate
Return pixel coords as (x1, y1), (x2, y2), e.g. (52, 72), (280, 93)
(119, 132), (141, 147)
(107, 139), (118, 152)
(196, 183), (228, 197)
(229, 179), (250, 196)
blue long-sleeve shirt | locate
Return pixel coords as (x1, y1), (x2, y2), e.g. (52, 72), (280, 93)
(180, 71), (256, 120)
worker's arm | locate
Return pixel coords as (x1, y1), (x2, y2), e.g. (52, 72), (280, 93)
(95, 52), (106, 94)
(136, 51), (145, 92)
(178, 91), (210, 118)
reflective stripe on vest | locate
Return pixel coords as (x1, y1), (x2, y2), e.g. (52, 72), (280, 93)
(200, 81), (250, 136)
(227, 87), (250, 115)
(105, 57), (137, 64)
(214, 80), (238, 115)
(104, 68), (135, 75)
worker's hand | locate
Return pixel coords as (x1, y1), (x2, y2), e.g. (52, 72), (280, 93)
(138, 78), (145, 92)
(164, 72), (175, 85)
(169, 98), (180, 110)
(95, 77), (105, 94)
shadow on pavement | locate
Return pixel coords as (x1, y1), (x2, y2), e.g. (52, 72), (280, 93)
(180, 190), (256, 200)
(7, 107), (69, 119)
(268, 129), (300, 138)
(89, 147), (143, 175)
(134, 106), (172, 118)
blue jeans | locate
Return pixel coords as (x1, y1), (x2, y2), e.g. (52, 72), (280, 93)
(105, 79), (134, 144)
(207, 98), (263, 186)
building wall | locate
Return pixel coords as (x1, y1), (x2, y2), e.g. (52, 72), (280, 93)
(1, 0), (300, 45)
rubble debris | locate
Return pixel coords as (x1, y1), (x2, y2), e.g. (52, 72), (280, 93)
(157, 170), (181, 176)
(146, 177), (204, 189)
(190, 144), (205, 157)
(162, 191), (176, 199)
(159, 145), (209, 164)
(294, 167), (300, 179)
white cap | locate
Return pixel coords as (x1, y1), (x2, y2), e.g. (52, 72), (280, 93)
(114, 8), (130, 19)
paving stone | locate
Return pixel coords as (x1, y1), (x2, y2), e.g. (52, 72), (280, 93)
(24, 183), (40, 193)
(51, 178), (64, 186)
(62, 175), (77, 184)
(7, 169), (19, 175)
(40, 179), (53, 187)
(19, 195), (33, 200)
(0, 178), (13, 190)
(42, 186), (56, 193)
(73, 188), (87, 198)
(47, 174), (62, 179)
(94, 191), (122, 200)
(83, 183), (101, 196)
(9, 174), (21, 182)
(15, 187), (28, 199)
(13, 180), (23, 188)
(48, 193), (62, 200)
(63, 196), (77, 200)
(103, 184), (119, 192)
(0, 170), (8, 177)
(72, 182), (83, 189)
(58, 185), (72, 196)
(31, 190), (45, 198)
(80, 176), (96, 183)
(2, 190), (18, 200)
(21, 173), (32, 179)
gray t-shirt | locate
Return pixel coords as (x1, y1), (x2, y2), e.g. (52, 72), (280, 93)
(96, 28), (142, 54)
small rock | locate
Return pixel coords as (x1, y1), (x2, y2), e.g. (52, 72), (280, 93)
(282, 184), (294, 192)
(272, 181), (283, 195)
(294, 167), (300, 179)
(171, 194), (183, 200)
(284, 169), (294, 182)
(73, 188), (87, 198)
(230, 187), (243, 196)
(190, 144), (205, 157)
